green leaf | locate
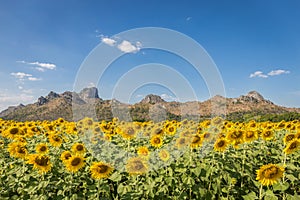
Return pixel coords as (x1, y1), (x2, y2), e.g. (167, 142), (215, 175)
(265, 190), (278, 200)
(273, 182), (289, 191)
(109, 171), (122, 182)
(242, 191), (257, 200)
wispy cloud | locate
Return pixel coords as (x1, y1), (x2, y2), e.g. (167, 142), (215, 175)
(161, 94), (178, 101)
(250, 69), (290, 78)
(117, 40), (141, 53)
(17, 60), (56, 71)
(268, 69), (290, 76)
(249, 71), (268, 78)
(186, 17), (192, 21)
(100, 35), (142, 54)
(10, 72), (41, 81)
(0, 91), (34, 111)
(101, 37), (117, 46)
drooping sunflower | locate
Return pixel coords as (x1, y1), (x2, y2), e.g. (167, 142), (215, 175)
(283, 139), (300, 155)
(125, 157), (148, 175)
(61, 151), (72, 164)
(137, 146), (150, 158)
(158, 149), (170, 162)
(36, 143), (48, 154)
(261, 130), (274, 141)
(190, 134), (202, 148)
(71, 143), (85, 155)
(256, 164), (284, 186)
(27, 154), (52, 174)
(90, 162), (114, 179)
(150, 136), (163, 148)
(66, 155), (85, 173)
(48, 134), (63, 147)
(283, 133), (295, 145)
(214, 138), (229, 152)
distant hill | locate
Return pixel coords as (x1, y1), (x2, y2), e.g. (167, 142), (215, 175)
(1, 87), (300, 122)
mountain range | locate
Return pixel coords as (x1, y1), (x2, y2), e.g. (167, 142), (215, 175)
(1, 87), (299, 122)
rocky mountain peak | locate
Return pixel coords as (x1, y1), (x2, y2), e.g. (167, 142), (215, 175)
(140, 94), (166, 104)
(79, 87), (99, 102)
(246, 91), (265, 101)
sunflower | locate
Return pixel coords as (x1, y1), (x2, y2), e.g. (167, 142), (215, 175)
(90, 162), (114, 179)
(283, 133), (295, 145)
(61, 151), (72, 164)
(158, 149), (170, 162)
(211, 117), (224, 127)
(4, 127), (23, 139)
(164, 125), (176, 135)
(48, 134), (63, 147)
(71, 143), (85, 155)
(226, 130), (244, 144)
(125, 157), (148, 175)
(151, 126), (164, 137)
(214, 138), (229, 152)
(137, 146), (150, 158)
(66, 155), (85, 173)
(175, 137), (190, 149)
(256, 164), (284, 186)
(243, 130), (258, 143)
(150, 136), (163, 148)
(7, 142), (27, 159)
(261, 130), (274, 141)
(27, 154), (52, 174)
(283, 139), (300, 155)
(190, 134), (202, 148)
(36, 143), (48, 154)
(119, 125), (137, 140)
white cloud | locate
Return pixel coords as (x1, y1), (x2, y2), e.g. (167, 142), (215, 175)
(268, 69), (290, 76)
(101, 37), (117, 46)
(117, 40), (141, 53)
(11, 72), (32, 79)
(250, 69), (290, 78)
(249, 71), (268, 78)
(17, 60), (56, 71)
(28, 77), (42, 81)
(186, 17), (192, 21)
(0, 92), (34, 111)
(161, 94), (178, 101)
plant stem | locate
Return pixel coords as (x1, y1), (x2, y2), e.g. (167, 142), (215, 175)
(259, 184), (263, 200)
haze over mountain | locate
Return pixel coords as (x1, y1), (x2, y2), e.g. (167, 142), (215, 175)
(0, 87), (299, 122)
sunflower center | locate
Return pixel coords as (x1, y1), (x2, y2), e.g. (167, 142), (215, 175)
(53, 135), (61, 142)
(192, 135), (201, 143)
(40, 146), (47, 152)
(169, 127), (174, 132)
(153, 137), (161, 144)
(217, 140), (225, 147)
(35, 156), (49, 166)
(286, 135), (295, 142)
(127, 127), (135, 135)
(263, 167), (279, 178)
(76, 145), (84, 151)
(71, 158), (82, 166)
(64, 153), (72, 160)
(179, 138), (186, 145)
(10, 128), (19, 135)
(133, 161), (144, 170)
(289, 142), (297, 150)
(264, 131), (272, 137)
(246, 131), (254, 138)
(17, 147), (26, 154)
(98, 165), (108, 173)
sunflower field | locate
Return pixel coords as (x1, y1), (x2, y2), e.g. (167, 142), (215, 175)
(0, 117), (299, 200)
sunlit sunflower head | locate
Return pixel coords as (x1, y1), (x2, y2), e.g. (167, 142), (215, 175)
(256, 164), (284, 186)
(283, 139), (300, 155)
(61, 151), (72, 164)
(137, 146), (150, 158)
(214, 138), (229, 152)
(283, 133), (295, 145)
(150, 136), (163, 148)
(125, 157), (148, 175)
(4, 127), (23, 139)
(7, 142), (27, 159)
(36, 143), (48, 154)
(243, 130), (258, 143)
(48, 134), (63, 147)
(190, 134), (203, 148)
(226, 130), (244, 144)
(158, 149), (170, 162)
(164, 125), (177, 136)
(27, 154), (52, 174)
(71, 143), (85, 155)
(211, 117), (224, 127)
(66, 155), (85, 173)
(261, 130), (274, 141)
(90, 162), (114, 179)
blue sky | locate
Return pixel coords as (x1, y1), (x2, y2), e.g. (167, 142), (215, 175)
(1, 0), (300, 111)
